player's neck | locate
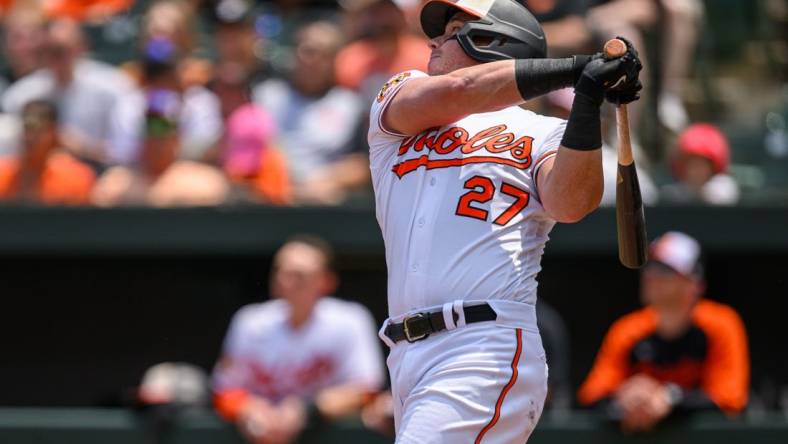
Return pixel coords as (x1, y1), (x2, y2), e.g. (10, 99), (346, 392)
(288, 304), (317, 329)
(654, 302), (696, 340)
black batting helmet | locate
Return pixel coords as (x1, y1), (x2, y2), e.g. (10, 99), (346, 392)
(421, 0), (547, 62)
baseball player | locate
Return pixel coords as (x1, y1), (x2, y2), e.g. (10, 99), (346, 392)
(212, 236), (385, 443)
(368, 0), (642, 442)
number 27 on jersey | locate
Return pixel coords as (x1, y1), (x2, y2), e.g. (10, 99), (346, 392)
(455, 175), (530, 226)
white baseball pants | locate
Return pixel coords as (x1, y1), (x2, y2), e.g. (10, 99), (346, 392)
(381, 301), (548, 444)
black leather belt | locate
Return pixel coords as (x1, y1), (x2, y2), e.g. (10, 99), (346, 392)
(384, 303), (497, 343)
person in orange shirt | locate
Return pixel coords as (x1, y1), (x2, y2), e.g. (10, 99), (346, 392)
(578, 231), (749, 432)
(221, 101), (292, 206)
(0, 100), (95, 204)
(43, 0), (133, 22)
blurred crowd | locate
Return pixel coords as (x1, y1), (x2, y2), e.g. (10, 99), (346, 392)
(0, 0), (783, 208)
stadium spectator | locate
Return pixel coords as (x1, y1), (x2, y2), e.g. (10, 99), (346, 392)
(213, 236), (385, 444)
(254, 21), (369, 205)
(578, 231), (749, 432)
(335, 0), (429, 100)
(2, 18), (137, 168)
(661, 123), (740, 205)
(91, 41), (229, 207)
(211, 0), (268, 85)
(206, 29), (292, 205)
(223, 107), (290, 205)
(42, 0), (133, 23)
(0, 6), (45, 99)
(585, 0), (656, 132)
(127, 0), (222, 161)
(587, 0), (703, 133)
(0, 113), (21, 156)
(522, 0), (591, 55)
(657, 0), (703, 132)
(0, 100), (95, 204)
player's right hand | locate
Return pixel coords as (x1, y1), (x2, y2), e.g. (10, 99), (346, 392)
(606, 79), (643, 106)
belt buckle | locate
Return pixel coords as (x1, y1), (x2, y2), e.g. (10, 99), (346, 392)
(403, 313), (429, 343)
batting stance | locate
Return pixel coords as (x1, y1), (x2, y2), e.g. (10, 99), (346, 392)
(369, 0), (642, 442)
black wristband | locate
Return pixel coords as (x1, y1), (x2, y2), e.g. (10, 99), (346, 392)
(514, 55), (592, 101)
(560, 91), (602, 151)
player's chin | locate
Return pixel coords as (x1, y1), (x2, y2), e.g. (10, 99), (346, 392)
(427, 57), (445, 76)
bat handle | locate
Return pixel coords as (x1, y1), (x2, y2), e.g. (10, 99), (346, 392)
(603, 39), (635, 166)
(603, 38), (627, 59)
(616, 106), (634, 166)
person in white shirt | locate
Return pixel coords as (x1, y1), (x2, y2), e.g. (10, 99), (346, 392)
(212, 236), (385, 444)
(254, 21), (368, 205)
(368, 0), (642, 442)
(2, 18), (137, 168)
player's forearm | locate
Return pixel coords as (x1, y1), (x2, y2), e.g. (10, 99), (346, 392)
(446, 57), (595, 113)
(540, 148), (603, 223)
(539, 76), (606, 223)
(314, 384), (375, 420)
(386, 57), (591, 135)
(214, 388), (253, 421)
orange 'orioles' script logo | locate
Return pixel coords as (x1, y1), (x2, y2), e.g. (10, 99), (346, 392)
(392, 124), (534, 179)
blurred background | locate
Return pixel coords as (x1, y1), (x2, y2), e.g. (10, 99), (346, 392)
(0, 0), (785, 443)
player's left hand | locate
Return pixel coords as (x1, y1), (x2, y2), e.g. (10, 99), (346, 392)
(238, 396), (305, 444)
(604, 36), (643, 106)
(575, 42), (642, 106)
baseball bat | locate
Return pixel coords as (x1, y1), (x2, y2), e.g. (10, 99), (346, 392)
(604, 39), (648, 269)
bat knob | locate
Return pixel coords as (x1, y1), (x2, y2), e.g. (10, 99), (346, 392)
(603, 39), (627, 59)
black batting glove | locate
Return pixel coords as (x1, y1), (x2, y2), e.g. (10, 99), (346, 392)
(604, 36), (643, 105)
(606, 79), (643, 105)
(574, 37), (642, 107)
(569, 52), (604, 84)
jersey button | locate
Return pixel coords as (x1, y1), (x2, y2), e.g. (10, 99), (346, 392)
(417, 217), (425, 227)
(430, 177), (436, 186)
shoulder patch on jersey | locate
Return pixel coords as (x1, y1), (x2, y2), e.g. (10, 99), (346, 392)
(376, 72), (411, 103)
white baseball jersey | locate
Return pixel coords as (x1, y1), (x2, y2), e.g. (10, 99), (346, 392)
(212, 297), (385, 402)
(369, 70), (565, 319)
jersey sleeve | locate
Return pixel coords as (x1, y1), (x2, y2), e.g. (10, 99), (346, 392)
(531, 118), (566, 201)
(211, 308), (256, 420)
(335, 304), (386, 391)
(368, 70), (427, 143)
(695, 302), (750, 414)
